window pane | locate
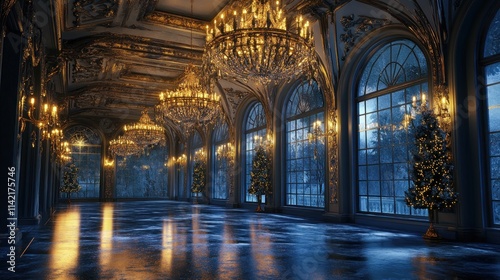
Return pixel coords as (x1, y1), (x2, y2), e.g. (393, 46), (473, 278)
(358, 40), (427, 97)
(484, 10), (500, 57)
(285, 82), (325, 208)
(244, 103), (266, 203)
(356, 39), (428, 217)
(62, 126), (101, 199)
(116, 145), (169, 198)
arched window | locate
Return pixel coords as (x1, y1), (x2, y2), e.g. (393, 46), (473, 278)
(243, 102), (267, 202)
(189, 130), (204, 197)
(63, 126), (102, 199)
(116, 144), (169, 198)
(212, 122), (229, 200)
(285, 81), (325, 208)
(482, 9), (500, 225)
(356, 39), (428, 216)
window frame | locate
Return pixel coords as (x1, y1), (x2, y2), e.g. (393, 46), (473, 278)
(354, 38), (430, 217)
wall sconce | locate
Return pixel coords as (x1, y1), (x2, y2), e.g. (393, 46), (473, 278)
(437, 96), (451, 131)
(194, 149), (207, 162)
(307, 120), (327, 144)
(175, 154), (187, 166)
(19, 96), (60, 145)
(104, 158), (115, 168)
(216, 143), (235, 162)
(54, 141), (71, 163)
(253, 134), (273, 151)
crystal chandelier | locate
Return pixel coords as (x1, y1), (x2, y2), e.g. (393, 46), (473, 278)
(124, 110), (166, 147)
(157, 64), (221, 131)
(203, 0), (316, 84)
(109, 135), (143, 157)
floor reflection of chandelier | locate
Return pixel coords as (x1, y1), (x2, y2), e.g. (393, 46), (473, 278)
(109, 135), (143, 157)
(203, 0), (316, 84)
(157, 64), (220, 131)
(124, 110), (166, 147)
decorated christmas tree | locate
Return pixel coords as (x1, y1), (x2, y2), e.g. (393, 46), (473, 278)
(249, 145), (272, 212)
(61, 163), (81, 202)
(405, 105), (458, 239)
(191, 160), (206, 196)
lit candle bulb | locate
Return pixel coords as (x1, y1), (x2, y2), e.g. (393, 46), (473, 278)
(412, 96), (417, 107)
(421, 93), (426, 105)
(30, 97), (35, 106)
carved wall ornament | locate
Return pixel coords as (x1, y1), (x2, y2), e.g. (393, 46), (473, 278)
(339, 14), (391, 60)
(72, 0), (118, 27)
(327, 109), (339, 203)
(223, 87), (250, 123)
(71, 57), (127, 83)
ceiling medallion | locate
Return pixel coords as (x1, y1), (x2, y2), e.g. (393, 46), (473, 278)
(156, 64), (221, 132)
(203, 0), (317, 84)
(123, 110), (166, 147)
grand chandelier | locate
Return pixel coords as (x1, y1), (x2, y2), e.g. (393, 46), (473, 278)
(203, 0), (316, 84)
(124, 110), (166, 147)
(157, 64), (220, 131)
(109, 135), (143, 157)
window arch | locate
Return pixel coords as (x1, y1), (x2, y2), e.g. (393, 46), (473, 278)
(212, 122), (229, 200)
(482, 8), (500, 225)
(63, 126), (102, 199)
(285, 81), (325, 208)
(356, 39), (428, 216)
(243, 102), (267, 203)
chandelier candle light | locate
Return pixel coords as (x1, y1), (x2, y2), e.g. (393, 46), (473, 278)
(123, 110), (166, 147)
(157, 64), (221, 131)
(109, 135), (143, 157)
(204, 0), (316, 84)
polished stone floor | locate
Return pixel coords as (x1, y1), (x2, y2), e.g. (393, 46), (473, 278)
(1, 201), (500, 279)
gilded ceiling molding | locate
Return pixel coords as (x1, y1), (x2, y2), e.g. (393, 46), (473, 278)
(339, 14), (391, 61)
(63, 34), (203, 62)
(143, 11), (207, 32)
(72, 0), (118, 27)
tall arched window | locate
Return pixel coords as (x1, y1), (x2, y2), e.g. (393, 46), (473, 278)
(285, 81), (325, 208)
(212, 122), (229, 200)
(63, 126), (102, 199)
(482, 9), (500, 225)
(116, 144), (169, 198)
(189, 130), (204, 197)
(356, 39), (428, 216)
(243, 102), (267, 202)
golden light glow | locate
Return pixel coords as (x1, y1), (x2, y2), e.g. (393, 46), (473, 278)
(49, 207), (81, 276)
(109, 134), (143, 157)
(204, 0), (316, 84)
(123, 110), (165, 147)
(104, 159), (115, 167)
(157, 64), (221, 131)
(100, 204), (114, 267)
(161, 219), (174, 274)
(217, 223), (239, 277)
(249, 222), (278, 277)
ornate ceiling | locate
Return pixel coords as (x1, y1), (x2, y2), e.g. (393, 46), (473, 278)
(32, 0), (454, 137)
(55, 0), (231, 126)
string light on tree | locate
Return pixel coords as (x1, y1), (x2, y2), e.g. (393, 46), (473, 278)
(404, 94), (458, 239)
